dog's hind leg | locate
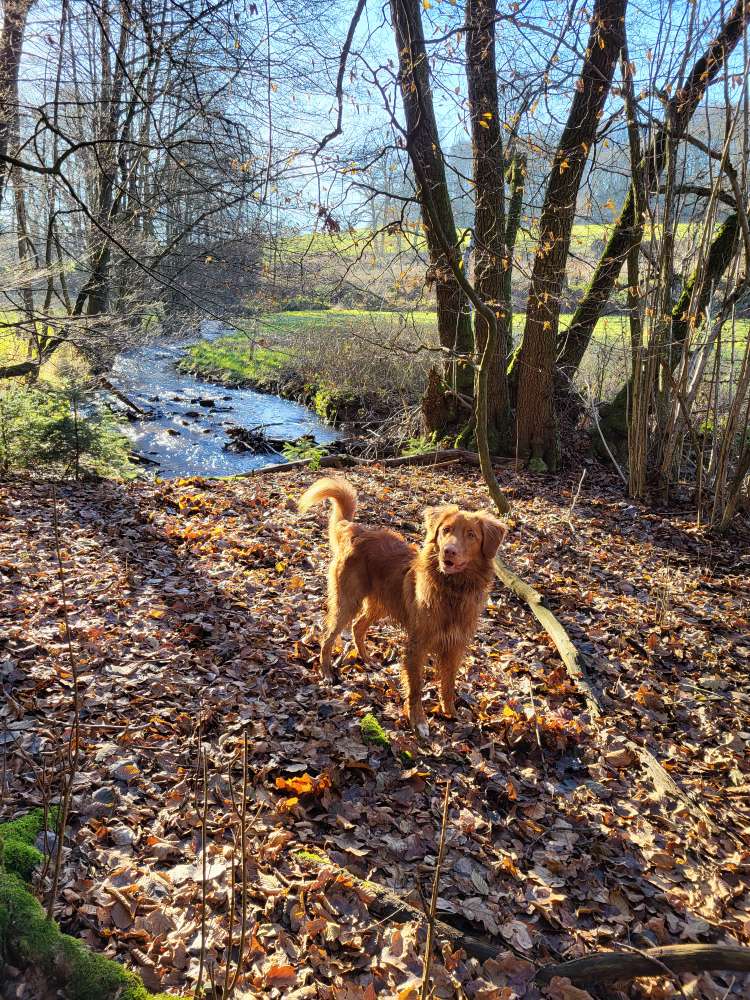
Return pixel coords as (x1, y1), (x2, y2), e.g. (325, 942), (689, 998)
(320, 573), (363, 681)
(352, 601), (379, 664)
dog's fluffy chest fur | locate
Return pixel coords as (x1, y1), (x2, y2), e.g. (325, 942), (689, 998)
(409, 552), (491, 652)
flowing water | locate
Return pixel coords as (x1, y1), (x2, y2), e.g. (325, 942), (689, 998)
(110, 322), (337, 478)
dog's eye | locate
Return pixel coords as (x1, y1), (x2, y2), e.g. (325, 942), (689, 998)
(466, 530), (477, 540)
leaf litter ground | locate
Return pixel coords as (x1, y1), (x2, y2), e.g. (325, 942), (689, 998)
(1, 465), (749, 999)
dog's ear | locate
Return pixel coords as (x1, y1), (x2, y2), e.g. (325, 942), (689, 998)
(479, 514), (506, 560)
(423, 505), (457, 542)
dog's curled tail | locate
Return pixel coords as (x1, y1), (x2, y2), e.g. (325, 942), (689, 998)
(298, 477), (357, 549)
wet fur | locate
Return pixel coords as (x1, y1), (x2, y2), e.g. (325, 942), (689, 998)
(298, 477), (505, 736)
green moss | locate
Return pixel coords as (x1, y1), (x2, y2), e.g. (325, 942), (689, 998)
(528, 456), (548, 473)
(3, 841), (43, 881)
(360, 713), (390, 749)
(294, 849), (330, 865)
(311, 382), (357, 423)
(0, 813), (171, 1000)
(0, 807), (59, 879)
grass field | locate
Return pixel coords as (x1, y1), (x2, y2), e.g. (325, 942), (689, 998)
(274, 221), (704, 260)
(182, 306), (749, 420)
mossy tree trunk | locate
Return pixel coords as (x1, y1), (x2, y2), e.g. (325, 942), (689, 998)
(556, 0), (750, 379)
(390, 0), (474, 436)
(514, 0), (626, 470)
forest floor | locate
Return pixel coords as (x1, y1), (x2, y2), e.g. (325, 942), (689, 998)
(1, 464), (749, 999)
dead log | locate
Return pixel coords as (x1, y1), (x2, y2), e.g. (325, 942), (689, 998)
(238, 454), (358, 475)
(237, 448), (490, 477)
(536, 944), (750, 986)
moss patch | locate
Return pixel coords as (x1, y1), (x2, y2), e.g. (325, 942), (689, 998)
(294, 849), (330, 866)
(0, 807), (59, 880)
(0, 810), (170, 999)
(360, 713), (390, 750)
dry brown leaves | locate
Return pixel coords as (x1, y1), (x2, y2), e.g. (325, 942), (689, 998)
(1, 464), (749, 999)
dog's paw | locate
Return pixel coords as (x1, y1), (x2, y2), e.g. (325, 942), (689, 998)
(415, 720), (430, 740)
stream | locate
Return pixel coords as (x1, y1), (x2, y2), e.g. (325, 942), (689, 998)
(110, 322), (338, 478)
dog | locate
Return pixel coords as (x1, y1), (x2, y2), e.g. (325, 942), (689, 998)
(298, 477), (505, 737)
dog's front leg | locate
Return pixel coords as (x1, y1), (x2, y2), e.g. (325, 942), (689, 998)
(401, 639), (429, 738)
(437, 643), (466, 718)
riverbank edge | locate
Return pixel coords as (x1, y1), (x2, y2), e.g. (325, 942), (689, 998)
(175, 338), (378, 427)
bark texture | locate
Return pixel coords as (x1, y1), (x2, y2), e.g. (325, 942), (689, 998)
(515, 0), (626, 468)
(466, 0), (511, 451)
(390, 0), (474, 433)
(0, 0), (33, 208)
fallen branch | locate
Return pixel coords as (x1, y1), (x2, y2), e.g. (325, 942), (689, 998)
(536, 943), (750, 986)
(492, 555), (717, 828)
(99, 377), (147, 416)
(236, 448), (497, 477)
(493, 556), (603, 718)
(294, 851), (503, 964)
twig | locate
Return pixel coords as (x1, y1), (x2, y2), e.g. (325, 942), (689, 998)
(229, 730), (250, 994)
(195, 745), (209, 995)
(420, 780), (451, 1000)
(46, 482), (81, 920)
(564, 468), (586, 531)
(619, 943), (689, 1000)
(590, 395), (627, 485)
(315, 0), (368, 155)
(525, 676), (548, 779)
(222, 856), (237, 997)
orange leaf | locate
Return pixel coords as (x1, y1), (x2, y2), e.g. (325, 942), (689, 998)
(275, 772), (331, 796)
(265, 964), (297, 986)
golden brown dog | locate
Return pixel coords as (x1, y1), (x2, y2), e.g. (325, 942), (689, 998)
(298, 477), (505, 737)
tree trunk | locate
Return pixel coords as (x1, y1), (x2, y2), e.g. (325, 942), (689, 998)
(515, 0), (626, 469)
(466, 0), (511, 452)
(0, 0), (33, 209)
(390, 0), (474, 435)
(557, 0), (750, 378)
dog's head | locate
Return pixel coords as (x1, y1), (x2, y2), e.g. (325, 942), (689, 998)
(423, 505), (506, 575)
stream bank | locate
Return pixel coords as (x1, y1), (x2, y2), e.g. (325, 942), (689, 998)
(109, 323), (338, 478)
(176, 334), (385, 425)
